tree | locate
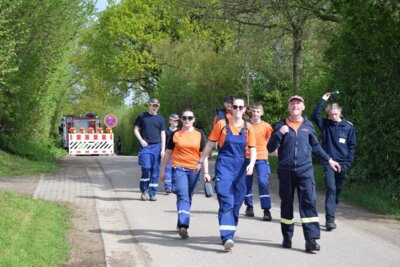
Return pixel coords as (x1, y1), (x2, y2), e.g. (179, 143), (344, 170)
(324, 1), (400, 188)
(0, 0), (93, 141)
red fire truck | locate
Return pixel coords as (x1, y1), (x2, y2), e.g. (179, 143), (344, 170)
(59, 112), (100, 148)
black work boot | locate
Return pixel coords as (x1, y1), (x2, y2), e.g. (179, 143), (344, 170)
(262, 209), (272, 221)
(282, 238), (292, 249)
(326, 222), (337, 231)
(245, 206), (254, 217)
(305, 239), (321, 252)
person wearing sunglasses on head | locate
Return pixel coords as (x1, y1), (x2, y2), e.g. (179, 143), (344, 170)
(164, 114), (180, 194)
(194, 98), (257, 252)
(267, 95), (341, 253)
(243, 103), (274, 221)
(134, 98), (167, 201)
(160, 109), (211, 239)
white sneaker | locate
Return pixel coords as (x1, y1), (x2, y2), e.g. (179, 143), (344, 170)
(140, 191), (149, 201)
(224, 239), (234, 251)
(178, 228), (189, 239)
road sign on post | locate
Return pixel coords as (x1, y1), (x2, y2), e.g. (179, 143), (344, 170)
(104, 114), (118, 128)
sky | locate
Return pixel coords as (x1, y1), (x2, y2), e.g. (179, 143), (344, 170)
(95, 0), (109, 12)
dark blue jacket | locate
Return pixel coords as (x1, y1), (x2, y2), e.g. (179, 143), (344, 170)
(311, 100), (357, 165)
(215, 108), (228, 122)
(267, 116), (331, 173)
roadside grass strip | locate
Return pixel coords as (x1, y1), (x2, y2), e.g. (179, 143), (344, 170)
(0, 191), (71, 266)
(0, 150), (57, 177)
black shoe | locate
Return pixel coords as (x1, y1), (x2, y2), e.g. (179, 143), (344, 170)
(282, 239), (292, 248)
(326, 222), (337, 231)
(262, 209), (272, 221)
(305, 239), (320, 252)
(165, 188), (172, 194)
(245, 206), (254, 217)
(178, 227), (189, 239)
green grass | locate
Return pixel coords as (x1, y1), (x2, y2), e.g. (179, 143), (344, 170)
(0, 191), (71, 266)
(268, 155), (400, 220)
(0, 150), (58, 177)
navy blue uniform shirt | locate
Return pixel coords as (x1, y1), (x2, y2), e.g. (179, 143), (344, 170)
(134, 112), (166, 144)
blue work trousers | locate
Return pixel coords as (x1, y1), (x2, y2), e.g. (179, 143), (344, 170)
(138, 143), (161, 197)
(172, 166), (200, 228)
(278, 168), (320, 241)
(244, 159), (271, 209)
(324, 163), (348, 223)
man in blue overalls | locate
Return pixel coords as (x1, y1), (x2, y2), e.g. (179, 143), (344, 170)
(134, 98), (166, 201)
(267, 95), (341, 253)
(195, 98), (257, 252)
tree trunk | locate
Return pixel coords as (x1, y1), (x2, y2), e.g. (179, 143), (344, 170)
(292, 26), (303, 94)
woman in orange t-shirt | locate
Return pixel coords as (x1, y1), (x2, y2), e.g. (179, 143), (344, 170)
(160, 109), (210, 239)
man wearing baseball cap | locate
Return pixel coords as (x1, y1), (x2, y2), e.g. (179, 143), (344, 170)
(164, 114), (180, 193)
(134, 98), (167, 201)
(267, 95), (341, 252)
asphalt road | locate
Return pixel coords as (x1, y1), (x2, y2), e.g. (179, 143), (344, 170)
(88, 155), (399, 267)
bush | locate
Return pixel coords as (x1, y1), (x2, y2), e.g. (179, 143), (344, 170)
(0, 134), (65, 162)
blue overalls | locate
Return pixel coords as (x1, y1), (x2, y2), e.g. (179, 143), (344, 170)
(244, 159), (271, 209)
(172, 166), (201, 228)
(215, 119), (247, 243)
(138, 143), (161, 197)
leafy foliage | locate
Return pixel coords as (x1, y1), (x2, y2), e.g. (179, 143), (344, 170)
(324, 1), (400, 188)
(0, 0), (93, 142)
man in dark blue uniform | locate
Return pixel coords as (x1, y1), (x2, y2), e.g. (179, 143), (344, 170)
(134, 98), (166, 201)
(267, 95), (341, 253)
(312, 92), (357, 231)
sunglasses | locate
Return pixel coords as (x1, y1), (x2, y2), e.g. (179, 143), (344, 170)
(232, 105), (245, 111)
(181, 116), (194, 121)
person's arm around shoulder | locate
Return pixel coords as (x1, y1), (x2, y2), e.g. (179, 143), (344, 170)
(311, 93), (330, 130)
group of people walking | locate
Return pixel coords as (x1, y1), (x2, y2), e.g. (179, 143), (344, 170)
(133, 93), (356, 253)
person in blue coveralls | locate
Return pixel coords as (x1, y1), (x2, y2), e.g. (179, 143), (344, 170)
(267, 95), (341, 253)
(134, 98), (166, 201)
(312, 92), (357, 232)
(195, 97), (257, 252)
(164, 113), (180, 194)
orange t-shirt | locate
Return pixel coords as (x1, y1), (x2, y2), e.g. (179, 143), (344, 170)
(208, 119), (256, 149)
(245, 121), (273, 159)
(285, 118), (303, 133)
(167, 128), (206, 169)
